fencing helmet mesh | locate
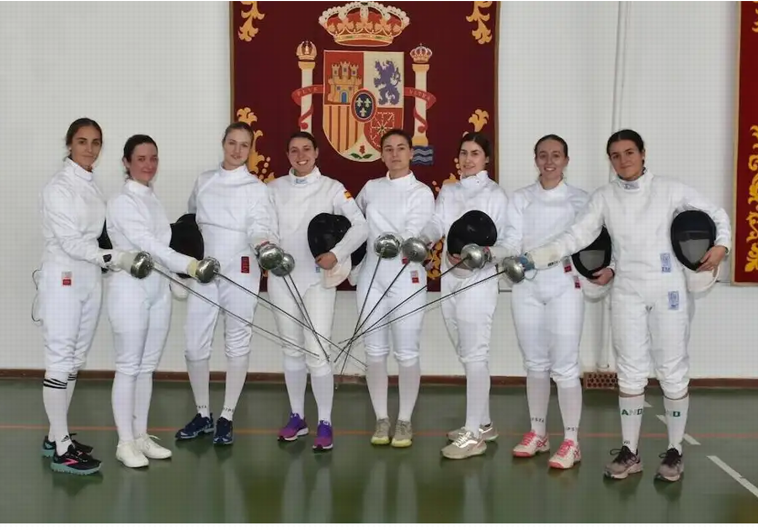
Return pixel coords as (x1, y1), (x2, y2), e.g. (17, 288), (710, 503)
(446, 210), (498, 256)
(170, 214), (204, 279)
(572, 226), (613, 300)
(671, 209), (719, 293)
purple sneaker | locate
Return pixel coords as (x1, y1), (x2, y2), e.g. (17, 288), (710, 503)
(278, 413), (309, 442)
(313, 421), (333, 452)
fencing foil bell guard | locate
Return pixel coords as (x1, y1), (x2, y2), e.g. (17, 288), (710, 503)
(307, 213), (365, 288)
(571, 226), (613, 300)
(445, 210), (498, 277)
(671, 209), (719, 293)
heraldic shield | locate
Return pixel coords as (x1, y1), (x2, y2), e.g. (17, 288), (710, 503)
(322, 50), (404, 162)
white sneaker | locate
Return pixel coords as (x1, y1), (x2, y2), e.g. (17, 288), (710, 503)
(441, 429), (486, 460)
(135, 433), (172, 460)
(512, 431), (550, 458)
(116, 440), (149, 468)
(447, 423), (499, 442)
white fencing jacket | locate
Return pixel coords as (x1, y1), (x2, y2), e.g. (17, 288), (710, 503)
(40, 158), (109, 271)
(528, 171), (732, 281)
(188, 164), (275, 267)
(267, 167), (368, 291)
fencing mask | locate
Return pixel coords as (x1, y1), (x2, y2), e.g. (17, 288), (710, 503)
(170, 213), (204, 279)
(671, 209), (719, 293)
(445, 210), (498, 278)
(307, 213), (364, 288)
(571, 226), (613, 300)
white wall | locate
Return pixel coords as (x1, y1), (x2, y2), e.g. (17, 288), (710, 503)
(0, 1), (753, 379)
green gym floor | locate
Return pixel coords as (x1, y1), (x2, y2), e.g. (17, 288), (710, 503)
(1, 378), (757, 523)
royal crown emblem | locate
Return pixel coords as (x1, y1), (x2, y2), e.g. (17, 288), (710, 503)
(292, 2), (436, 164)
(318, 1), (410, 47)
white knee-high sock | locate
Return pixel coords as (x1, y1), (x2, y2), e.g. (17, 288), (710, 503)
(186, 359), (210, 418)
(112, 372), (137, 442)
(43, 371), (70, 455)
(284, 364), (308, 418)
(221, 355), (250, 421)
(311, 371), (334, 424)
(66, 372), (77, 410)
(664, 394), (689, 454)
(619, 394), (645, 452)
(482, 395), (492, 426)
(366, 355), (389, 420)
(526, 370), (550, 437)
(464, 361), (490, 434)
(557, 380), (582, 441)
(133, 372), (154, 438)
(397, 358), (421, 423)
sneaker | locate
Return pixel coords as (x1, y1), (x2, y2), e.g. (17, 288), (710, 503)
(447, 423), (499, 443)
(313, 421), (334, 452)
(175, 413), (214, 440)
(391, 420), (413, 448)
(512, 431), (550, 457)
(441, 429), (486, 460)
(51, 445), (102, 475)
(371, 418), (391, 445)
(116, 440), (149, 468)
(135, 434), (172, 459)
(604, 445), (643, 479)
(278, 413), (309, 442)
(655, 448), (684, 482)
(213, 417), (234, 445)
(42, 434), (93, 458)
(548, 439), (582, 469)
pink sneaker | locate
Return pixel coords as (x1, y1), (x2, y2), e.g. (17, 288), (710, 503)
(512, 431), (550, 457)
(548, 439), (582, 469)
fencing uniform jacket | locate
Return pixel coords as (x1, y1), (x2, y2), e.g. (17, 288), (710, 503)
(502, 179), (589, 382)
(421, 170), (508, 364)
(106, 179), (195, 375)
(354, 172), (435, 363)
(267, 167), (368, 373)
(38, 158), (108, 374)
(184, 164), (276, 361)
(527, 171), (732, 396)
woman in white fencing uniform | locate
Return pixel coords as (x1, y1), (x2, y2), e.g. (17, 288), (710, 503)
(106, 135), (205, 468)
(354, 129), (435, 448)
(514, 129), (731, 482)
(267, 131), (368, 452)
(420, 132), (509, 460)
(176, 122), (277, 446)
(504, 135), (593, 470)
(38, 117), (127, 475)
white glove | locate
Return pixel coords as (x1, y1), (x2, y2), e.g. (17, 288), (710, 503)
(186, 258), (200, 279)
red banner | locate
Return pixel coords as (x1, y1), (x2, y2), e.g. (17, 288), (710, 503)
(230, 1), (499, 290)
(734, 3), (758, 284)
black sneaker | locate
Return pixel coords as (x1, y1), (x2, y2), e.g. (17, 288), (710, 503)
(604, 445), (643, 479)
(655, 448), (684, 482)
(41, 434), (93, 458)
(50, 445), (102, 476)
(176, 413), (215, 440)
(213, 417), (234, 445)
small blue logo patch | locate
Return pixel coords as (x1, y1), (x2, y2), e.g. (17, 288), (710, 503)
(668, 291), (679, 310)
(660, 253), (672, 273)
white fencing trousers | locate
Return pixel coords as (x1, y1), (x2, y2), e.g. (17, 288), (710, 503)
(268, 276), (336, 376)
(185, 257), (260, 361)
(440, 269), (499, 365)
(107, 275), (171, 375)
(38, 263), (102, 374)
(511, 268), (584, 383)
(356, 268), (426, 364)
(611, 273), (690, 398)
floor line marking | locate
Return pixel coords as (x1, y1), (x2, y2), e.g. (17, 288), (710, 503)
(708, 455), (758, 499)
(644, 400), (652, 408)
(655, 414), (701, 445)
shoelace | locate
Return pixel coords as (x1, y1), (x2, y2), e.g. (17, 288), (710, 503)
(658, 449), (681, 466)
(454, 431), (475, 447)
(520, 432), (538, 446)
(609, 446), (635, 463)
(555, 440), (574, 457)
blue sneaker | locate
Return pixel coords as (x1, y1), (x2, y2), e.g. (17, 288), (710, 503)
(213, 417), (234, 445)
(313, 421), (333, 452)
(176, 413), (214, 440)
